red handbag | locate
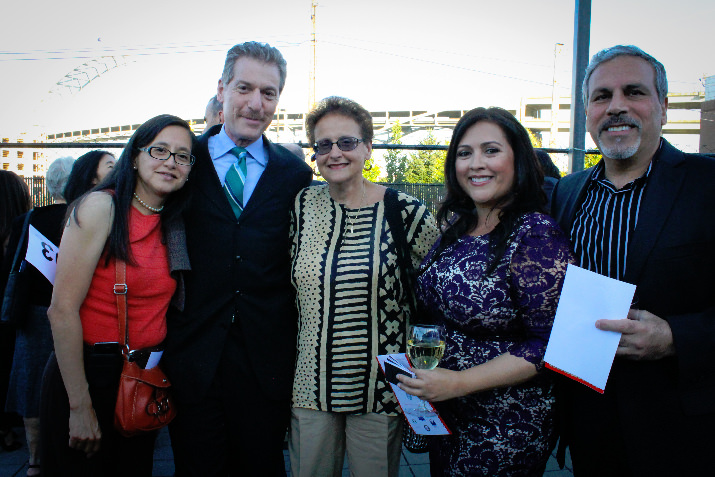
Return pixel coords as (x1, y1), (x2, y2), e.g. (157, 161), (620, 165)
(113, 260), (177, 437)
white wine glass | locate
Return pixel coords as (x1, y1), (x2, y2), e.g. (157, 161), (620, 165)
(406, 324), (445, 416)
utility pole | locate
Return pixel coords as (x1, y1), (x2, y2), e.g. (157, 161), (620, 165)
(569, 0), (591, 172)
(309, 1), (318, 110)
(550, 43), (564, 148)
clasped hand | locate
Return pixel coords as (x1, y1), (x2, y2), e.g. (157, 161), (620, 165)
(596, 308), (675, 360)
(397, 368), (462, 402)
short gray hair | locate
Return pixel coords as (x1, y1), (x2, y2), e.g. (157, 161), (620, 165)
(582, 45), (668, 106)
(46, 156), (74, 201)
(221, 41), (287, 92)
(206, 95), (222, 116)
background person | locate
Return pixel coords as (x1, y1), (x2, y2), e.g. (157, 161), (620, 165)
(204, 95), (224, 131)
(398, 107), (572, 476)
(41, 114), (194, 477)
(2, 157), (73, 477)
(288, 96), (439, 476)
(0, 170), (32, 454)
(163, 42), (313, 476)
(279, 142), (306, 160)
(535, 149), (560, 212)
(63, 150), (116, 204)
(551, 44), (715, 477)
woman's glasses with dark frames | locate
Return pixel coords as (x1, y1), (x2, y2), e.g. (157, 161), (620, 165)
(138, 146), (195, 166)
(312, 137), (363, 155)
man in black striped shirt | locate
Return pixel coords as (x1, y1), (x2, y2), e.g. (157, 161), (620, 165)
(552, 45), (715, 476)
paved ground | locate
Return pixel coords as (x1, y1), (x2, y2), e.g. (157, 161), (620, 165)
(0, 426), (573, 476)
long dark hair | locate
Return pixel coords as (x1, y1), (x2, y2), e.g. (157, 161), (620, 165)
(436, 107), (545, 274)
(70, 114), (195, 265)
(0, 170), (32, 250)
(63, 150), (114, 204)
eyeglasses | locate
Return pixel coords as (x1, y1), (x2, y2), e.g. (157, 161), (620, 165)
(138, 146), (195, 166)
(312, 137), (363, 155)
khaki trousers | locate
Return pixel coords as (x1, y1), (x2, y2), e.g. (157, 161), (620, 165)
(289, 407), (403, 477)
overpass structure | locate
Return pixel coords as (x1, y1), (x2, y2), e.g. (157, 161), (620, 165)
(44, 92), (705, 146)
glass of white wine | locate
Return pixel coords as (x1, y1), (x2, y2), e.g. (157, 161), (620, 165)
(406, 324), (446, 416)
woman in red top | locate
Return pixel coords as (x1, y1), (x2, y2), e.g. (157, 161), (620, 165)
(42, 114), (194, 477)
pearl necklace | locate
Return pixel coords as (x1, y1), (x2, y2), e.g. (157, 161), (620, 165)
(344, 180), (366, 235)
(133, 192), (164, 213)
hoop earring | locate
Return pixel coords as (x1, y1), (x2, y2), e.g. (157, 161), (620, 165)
(312, 166), (321, 178)
(363, 160), (373, 172)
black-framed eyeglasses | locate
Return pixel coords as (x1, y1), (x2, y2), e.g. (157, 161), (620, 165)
(312, 137), (363, 155)
(138, 146), (195, 166)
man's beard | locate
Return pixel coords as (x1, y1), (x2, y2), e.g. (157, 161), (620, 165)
(597, 114), (641, 160)
(598, 136), (640, 160)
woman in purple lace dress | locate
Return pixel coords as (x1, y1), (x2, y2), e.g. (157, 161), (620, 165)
(398, 107), (573, 476)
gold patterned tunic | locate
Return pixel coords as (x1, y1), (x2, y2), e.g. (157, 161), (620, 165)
(290, 185), (439, 415)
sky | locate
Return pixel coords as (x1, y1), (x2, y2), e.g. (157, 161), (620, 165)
(1, 0), (713, 152)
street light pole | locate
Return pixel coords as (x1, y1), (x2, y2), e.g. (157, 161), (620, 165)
(550, 43), (564, 148)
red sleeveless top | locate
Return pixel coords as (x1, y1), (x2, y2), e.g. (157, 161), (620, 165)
(80, 206), (176, 350)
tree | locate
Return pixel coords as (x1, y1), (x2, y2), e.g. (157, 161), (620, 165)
(584, 153), (602, 169)
(362, 157), (382, 182)
(405, 129), (446, 183)
(384, 120), (409, 183)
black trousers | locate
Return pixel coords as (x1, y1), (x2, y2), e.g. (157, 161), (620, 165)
(40, 352), (157, 477)
(169, 325), (290, 477)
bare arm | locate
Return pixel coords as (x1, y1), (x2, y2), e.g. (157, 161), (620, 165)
(47, 192), (113, 455)
(398, 352), (537, 402)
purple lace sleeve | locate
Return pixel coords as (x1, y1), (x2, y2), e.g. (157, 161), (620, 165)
(508, 220), (573, 369)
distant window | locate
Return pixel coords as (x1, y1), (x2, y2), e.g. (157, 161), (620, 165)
(17, 163), (24, 171)
(17, 151), (23, 158)
(2, 163), (9, 170)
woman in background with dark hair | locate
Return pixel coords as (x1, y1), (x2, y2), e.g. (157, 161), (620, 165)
(398, 107), (573, 476)
(535, 149), (561, 213)
(63, 150), (116, 204)
(0, 170), (32, 454)
(3, 157), (73, 476)
(41, 114), (194, 476)
(0, 171), (32, 255)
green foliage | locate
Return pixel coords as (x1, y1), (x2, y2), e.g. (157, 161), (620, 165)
(584, 153), (602, 169)
(363, 157), (382, 182)
(526, 128), (542, 148)
(404, 129), (446, 184)
(384, 121), (409, 183)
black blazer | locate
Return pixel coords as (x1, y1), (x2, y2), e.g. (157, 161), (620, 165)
(163, 126), (313, 403)
(551, 139), (715, 471)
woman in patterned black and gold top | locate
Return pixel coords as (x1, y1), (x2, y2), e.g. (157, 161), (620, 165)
(288, 97), (439, 477)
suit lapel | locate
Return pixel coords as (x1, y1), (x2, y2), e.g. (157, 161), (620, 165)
(193, 130), (236, 221)
(624, 141), (686, 284)
(556, 169), (592, 233)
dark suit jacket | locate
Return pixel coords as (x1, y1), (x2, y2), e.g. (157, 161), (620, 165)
(163, 125), (313, 404)
(551, 139), (715, 473)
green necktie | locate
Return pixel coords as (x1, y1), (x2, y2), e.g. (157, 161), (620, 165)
(223, 146), (248, 219)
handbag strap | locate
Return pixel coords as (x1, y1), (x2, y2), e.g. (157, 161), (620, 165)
(114, 260), (129, 355)
(8, 210), (33, 273)
(383, 189), (420, 322)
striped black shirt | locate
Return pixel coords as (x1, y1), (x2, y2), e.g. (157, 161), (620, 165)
(570, 160), (653, 281)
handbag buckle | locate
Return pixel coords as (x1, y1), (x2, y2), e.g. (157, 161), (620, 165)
(114, 283), (128, 295)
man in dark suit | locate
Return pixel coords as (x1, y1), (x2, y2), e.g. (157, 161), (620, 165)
(164, 42), (313, 476)
(552, 45), (715, 476)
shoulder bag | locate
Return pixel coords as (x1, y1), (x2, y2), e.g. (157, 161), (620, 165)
(1, 211), (34, 327)
(113, 260), (177, 437)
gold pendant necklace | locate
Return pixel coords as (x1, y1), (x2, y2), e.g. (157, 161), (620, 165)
(344, 180), (366, 236)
